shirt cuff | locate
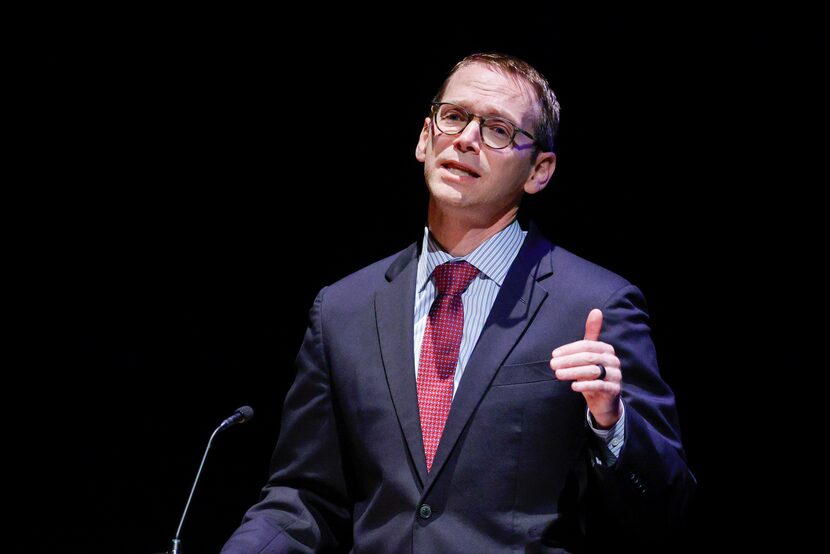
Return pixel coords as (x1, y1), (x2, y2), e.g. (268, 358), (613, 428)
(586, 401), (625, 465)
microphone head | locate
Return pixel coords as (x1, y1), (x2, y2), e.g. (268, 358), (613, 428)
(218, 405), (255, 431)
(236, 406), (254, 424)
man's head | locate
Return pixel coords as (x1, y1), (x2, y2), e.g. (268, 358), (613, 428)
(416, 53), (559, 227)
(434, 54), (560, 154)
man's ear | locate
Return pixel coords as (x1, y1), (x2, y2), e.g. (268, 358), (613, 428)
(523, 152), (556, 195)
(415, 118), (430, 162)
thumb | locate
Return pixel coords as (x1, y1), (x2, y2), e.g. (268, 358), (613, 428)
(583, 309), (603, 341)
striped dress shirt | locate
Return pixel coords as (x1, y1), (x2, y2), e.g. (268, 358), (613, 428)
(414, 219), (525, 397)
(413, 219), (625, 460)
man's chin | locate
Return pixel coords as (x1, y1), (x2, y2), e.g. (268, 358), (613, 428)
(429, 185), (474, 208)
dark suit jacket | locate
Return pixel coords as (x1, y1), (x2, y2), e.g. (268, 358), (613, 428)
(222, 224), (695, 553)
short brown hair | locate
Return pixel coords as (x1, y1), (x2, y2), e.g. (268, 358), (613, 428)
(433, 52), (560, 153)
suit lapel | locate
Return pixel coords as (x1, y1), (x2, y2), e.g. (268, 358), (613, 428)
(423, 224), (555, 493)
(374, 242), (428, 488)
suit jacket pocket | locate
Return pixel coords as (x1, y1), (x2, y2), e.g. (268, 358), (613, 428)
(492, 360), (559, 386)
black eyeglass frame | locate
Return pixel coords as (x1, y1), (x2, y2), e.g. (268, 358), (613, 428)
(430, 101), (540, 149)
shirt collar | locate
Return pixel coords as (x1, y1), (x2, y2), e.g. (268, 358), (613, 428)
(416, 218), (525, 292)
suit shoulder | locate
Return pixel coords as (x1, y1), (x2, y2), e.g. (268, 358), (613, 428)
(549, 244), (636, 299)
(321, 243), (416, 306)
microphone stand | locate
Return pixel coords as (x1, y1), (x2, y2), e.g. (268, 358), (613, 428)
(169, 424), (222, 554)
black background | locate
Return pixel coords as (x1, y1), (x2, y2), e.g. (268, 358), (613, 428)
(13, 5), (821, 552)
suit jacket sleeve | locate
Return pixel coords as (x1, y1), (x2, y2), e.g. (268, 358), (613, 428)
(583, 283), (696, 548)
(222, 287), (352, 553)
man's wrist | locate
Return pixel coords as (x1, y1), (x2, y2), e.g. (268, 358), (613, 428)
(589, 397), (623, 429)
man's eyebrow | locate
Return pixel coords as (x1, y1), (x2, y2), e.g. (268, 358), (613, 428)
(444, 100), (520, 123)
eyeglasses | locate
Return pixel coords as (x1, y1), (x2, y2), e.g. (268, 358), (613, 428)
(430, 102), (539, 150)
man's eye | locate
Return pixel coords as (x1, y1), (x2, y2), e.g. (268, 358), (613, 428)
(487, 123), (511, 136)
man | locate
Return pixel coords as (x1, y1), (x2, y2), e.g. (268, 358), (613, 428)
(222, 53), (695, 553)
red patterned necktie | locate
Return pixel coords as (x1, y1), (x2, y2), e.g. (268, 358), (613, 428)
(417, 260), (480, 473)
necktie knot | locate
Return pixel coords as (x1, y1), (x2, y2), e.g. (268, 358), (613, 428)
(432, 261), (480, 297)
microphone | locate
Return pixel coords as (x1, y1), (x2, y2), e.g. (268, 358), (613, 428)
(218, 405), (254, 431)
(169, 406), (254, 554)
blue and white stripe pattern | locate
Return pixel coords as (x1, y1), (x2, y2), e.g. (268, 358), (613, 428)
(412, 218), (625, 460)
(414, 219), (526, 398)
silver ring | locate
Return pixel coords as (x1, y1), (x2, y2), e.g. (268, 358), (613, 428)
(596, 364), (606, 380)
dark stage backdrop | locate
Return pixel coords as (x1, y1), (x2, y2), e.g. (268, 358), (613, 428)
(15, 7), (819, 553)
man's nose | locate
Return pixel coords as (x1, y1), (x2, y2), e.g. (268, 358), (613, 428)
(453, 118), (482, 154)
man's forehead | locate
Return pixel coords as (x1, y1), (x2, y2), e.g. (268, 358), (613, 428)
(443, 64), (537, 122)
(446, 64), (535, 99)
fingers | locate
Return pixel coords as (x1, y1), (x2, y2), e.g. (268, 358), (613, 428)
(583, 308), (603, 341)
(552, 340), (615, 358)
(551, 362), (620, 383)
(571, 378), (622, 394)
(550, 349), (618, 371)
(550, 308), (620, 384)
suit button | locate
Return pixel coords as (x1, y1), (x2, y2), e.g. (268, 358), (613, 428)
(418, 504), (432, 519)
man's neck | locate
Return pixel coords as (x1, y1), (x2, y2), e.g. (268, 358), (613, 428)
(427, 202), (518, 257)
